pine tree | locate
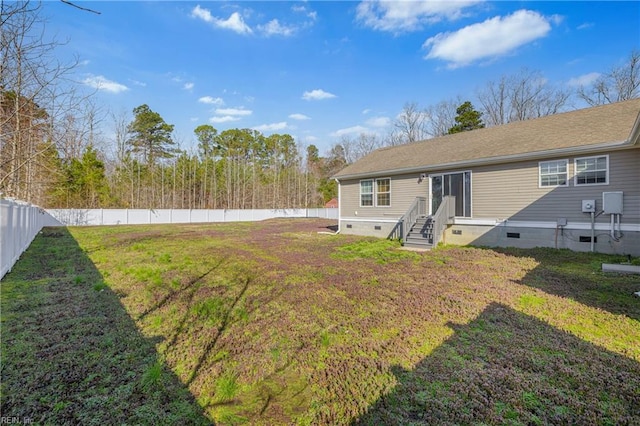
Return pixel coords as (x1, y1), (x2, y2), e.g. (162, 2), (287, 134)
(448, 101), (485, 134)
(126, 104), (175, 166)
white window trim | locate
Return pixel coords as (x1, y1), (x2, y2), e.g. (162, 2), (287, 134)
(359, 178), (391, 207)
(574, 154), (609, 186)
(538, 159), (569, 188)
(376, 177), (391, 208)
(359, 179), (374, 207)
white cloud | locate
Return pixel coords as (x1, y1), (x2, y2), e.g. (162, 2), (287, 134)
(549, 14), (564, 25)
(331, 125), (369, 137)
(210, 115), (241, 124)
(423, 10), (553, 68)
(289, 113), (310, 120)
(183, 82), (194, 91)
(130, 79), (147, 87)
(302, 89), (336, 101)
(292, 4), (317, 20)
(191, 4), (213, 21)
(198, 96), (224, 105)
(577, 22), (594, 30)
(191, 5), (252, 35)
(568, 72), (601, 87)
(366, 116), (391, 127)
(215, 107), (252, 116)
(82, 75), (129, 93)
(356, 0), (482, 33)
(361, 108), (372, 115)
(258, 19), (296, 37)
(253, 122), (288, 132)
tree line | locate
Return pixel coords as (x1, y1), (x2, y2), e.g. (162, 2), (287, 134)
(1, 1), (638, 209)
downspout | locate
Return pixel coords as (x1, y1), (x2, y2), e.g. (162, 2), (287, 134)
(591, 211), (595, 253)
(335, 178), (341, 234)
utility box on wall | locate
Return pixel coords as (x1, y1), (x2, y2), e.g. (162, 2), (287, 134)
(581, 199), (596, 213)
(603, 191), (623, 214)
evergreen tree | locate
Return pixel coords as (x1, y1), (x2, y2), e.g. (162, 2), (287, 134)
(194, 124), (219, 159)
(53, 145), (110, 208)
(448, 101), (485, 134)
(126, 104), (175, 165)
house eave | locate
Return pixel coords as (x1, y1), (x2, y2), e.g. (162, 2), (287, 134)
(333, 138), (635, 181)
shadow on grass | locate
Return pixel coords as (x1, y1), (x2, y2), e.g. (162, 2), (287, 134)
(489, 247), (640, 322)
(0, 227), (213, 425)
(354, 302), (640, 425)
(325, 224), (339, 232)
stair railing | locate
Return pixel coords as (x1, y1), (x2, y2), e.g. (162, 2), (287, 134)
(398, 196), (427, 242)
(432, 195), (455, 247)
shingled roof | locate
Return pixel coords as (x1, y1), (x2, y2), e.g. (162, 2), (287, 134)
(334, 99), (640, 179)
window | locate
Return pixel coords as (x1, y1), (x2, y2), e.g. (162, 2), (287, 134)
(360, 178), (391, 207)
(376, 178), (390, 206)
(575, 155), (608, 185)
(360, 180), (373, 206)
(539, 160), (568, 187)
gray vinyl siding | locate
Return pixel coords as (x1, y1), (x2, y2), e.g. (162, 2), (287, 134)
(339, 148), (639, 225)
(471, 149), (639, 223)
(339, 173), (423, 219)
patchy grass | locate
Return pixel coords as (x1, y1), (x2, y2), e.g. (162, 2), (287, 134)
(2, 219), (639, 425)
(0, 227), (209, 425)
(331, 238), (420, 264)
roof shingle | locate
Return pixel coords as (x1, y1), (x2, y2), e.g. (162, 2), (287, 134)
(334, 99), (640, 179)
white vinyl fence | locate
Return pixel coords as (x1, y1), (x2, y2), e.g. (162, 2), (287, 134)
(1, 204), (337, 280)
(1, 199), (62, 280)
(46, 207), (339, 226)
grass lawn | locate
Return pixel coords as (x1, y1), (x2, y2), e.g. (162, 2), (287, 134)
(2, 218), (639, 425)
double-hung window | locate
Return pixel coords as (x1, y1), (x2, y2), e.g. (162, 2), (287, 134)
(376, 178), (390, 206)
(539, 160), (568, 187)
(575, 155), (608, 185)
(360, 178), (390, 207)
(360, 180), (374, 206)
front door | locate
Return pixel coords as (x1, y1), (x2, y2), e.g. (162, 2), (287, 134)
(430, 171), (471, 217)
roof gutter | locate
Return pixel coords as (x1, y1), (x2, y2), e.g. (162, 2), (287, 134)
(333, 137), (637, 181)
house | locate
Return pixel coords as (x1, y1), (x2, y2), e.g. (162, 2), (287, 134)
(325, 198), (339, 208)
(333, 99), (640, 256)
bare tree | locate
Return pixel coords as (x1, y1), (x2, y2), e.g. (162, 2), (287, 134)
(56, 97), (103, 161)
(425, 98), (460, 137)
(110, 108), (131, 163)
(477, 68), (570, 126)
(0, 1), (88, 203)
(392, 101), (429, 144)
(578, 50), (640, 106)
(339, 133), (383, 163)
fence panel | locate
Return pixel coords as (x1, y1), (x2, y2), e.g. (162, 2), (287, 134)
(46, 208), (338, 226)
(1, 200), (61, 280)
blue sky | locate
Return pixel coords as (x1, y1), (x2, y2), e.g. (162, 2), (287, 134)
(45, 1), (640, 155)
